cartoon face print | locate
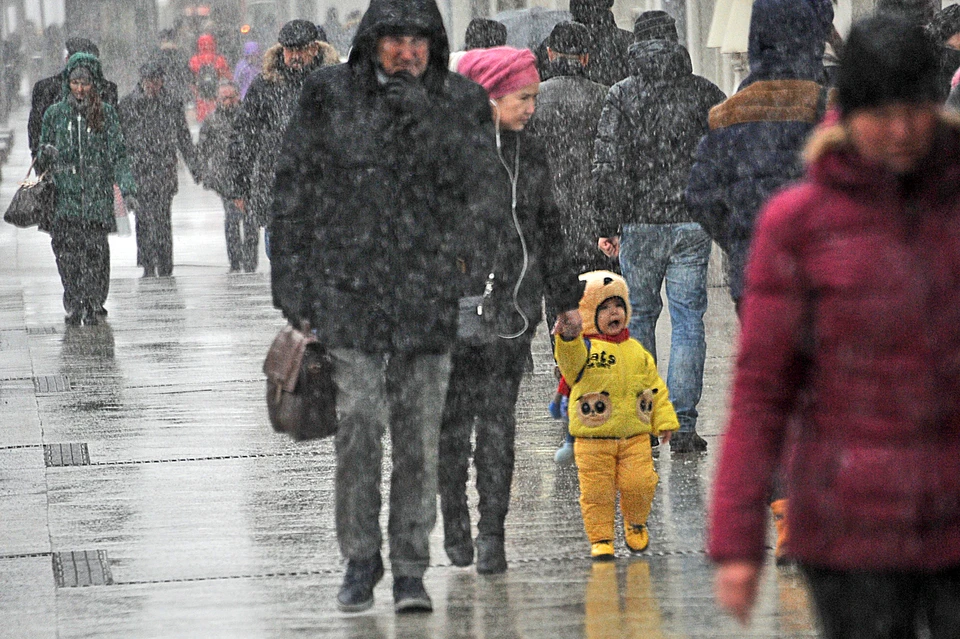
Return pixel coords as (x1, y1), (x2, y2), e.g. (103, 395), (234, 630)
(577, 391), (612, 427)
(636, 388), (659, 425)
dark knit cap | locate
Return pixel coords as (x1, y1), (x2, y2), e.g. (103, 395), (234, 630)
(570, 0), (615, 23)
(928, 5), (960, 46)
(465, 18), (508, 50)
(65, 37), (99, 58)
(836, 14), (940, 115)
(547, 21), (592, 55)
(278, 19), (318, 48)
(633, 11), (678, 43)
(139, 59), (165, 79)
(875, 0), (935, 26)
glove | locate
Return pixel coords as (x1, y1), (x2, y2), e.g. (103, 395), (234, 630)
(123, 195), (140, 214)
(548, 393), (569, 420)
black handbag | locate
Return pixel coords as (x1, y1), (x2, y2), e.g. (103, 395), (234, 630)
(263, 325), (338, 441)
(3, 159), (54, 230)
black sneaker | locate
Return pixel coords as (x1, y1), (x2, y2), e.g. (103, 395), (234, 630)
(445, 538), (474, 567)
(670, 431), (708, 454)
(393, 576), (433, 613)
(476, 534), (507, 575)
(336, 554), (384, 613)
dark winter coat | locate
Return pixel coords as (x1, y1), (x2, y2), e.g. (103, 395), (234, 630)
(196, 104), (240, 198)
(685, 0), (831, 302)
(525, 62), (610, 273)
(570, 1), (633, 87)
(227, 40), (339, 222)
(39, 54), (136, 228)
(118, 85), (198, 199)
(29, 71), (118, 158)
(592, 40), (725, 235)
(269, 0), (508, 354)
(482, 130), (584, 339)
(709, 117), (960, 571)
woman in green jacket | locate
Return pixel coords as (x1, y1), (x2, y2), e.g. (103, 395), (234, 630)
(39, 52), (137, 325)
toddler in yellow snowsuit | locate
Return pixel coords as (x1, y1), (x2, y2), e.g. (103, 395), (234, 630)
(553, 271), (679, 559)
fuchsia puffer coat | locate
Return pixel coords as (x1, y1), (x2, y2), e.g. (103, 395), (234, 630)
(709, 116), (960, 571)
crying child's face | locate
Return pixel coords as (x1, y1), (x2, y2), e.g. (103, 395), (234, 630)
(596, 297), (626, 336)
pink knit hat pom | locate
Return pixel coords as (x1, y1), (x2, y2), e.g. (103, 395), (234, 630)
(457, 46), (540, 100)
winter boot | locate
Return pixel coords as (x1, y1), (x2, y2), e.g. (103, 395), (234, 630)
(444, 535), (474, 568)
(591, 540), (615, 561)
(476, 534), (507, 574)
(393, 576), (433, 613)
(625, 523), (649, 554)
(554, 439), (575, 466)
(771, 499), (793, 566)
(336, 553), (384, 613)
(670, 431), (708, 454)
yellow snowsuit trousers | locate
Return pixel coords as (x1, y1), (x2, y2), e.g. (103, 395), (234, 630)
(575, 434), (658, 543)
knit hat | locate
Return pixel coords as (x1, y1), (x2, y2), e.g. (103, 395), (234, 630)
(570, 0), (615, 23)
(547, 21), (593, 55)
(836, 14), (940, 115)
(457, 46), (539, 100)
(65, 37), (99, 58)
(578, 271), (631, 336)
(633, 11), (678, 43)
(876, 0), (936, 26)
(465, 18), (508, 50)
(69, 65), (93, 83)
(278, 19), (318, 48)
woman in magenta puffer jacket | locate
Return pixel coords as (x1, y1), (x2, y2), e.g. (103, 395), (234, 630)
(709, 16), (960, 637)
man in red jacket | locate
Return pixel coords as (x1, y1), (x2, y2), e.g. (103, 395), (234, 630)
(709, 15), (960, 637)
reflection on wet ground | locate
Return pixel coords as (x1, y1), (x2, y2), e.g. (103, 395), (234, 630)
(0, 105), (816, 637)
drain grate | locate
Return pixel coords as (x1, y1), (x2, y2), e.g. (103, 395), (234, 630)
(26, 326), (59, 335)
(44, 443), (90, 467)
(34, 375), (70, 393)
(52, 551), (112, 587)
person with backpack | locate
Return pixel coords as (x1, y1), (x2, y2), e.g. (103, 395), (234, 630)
(189, 33), (231, 122)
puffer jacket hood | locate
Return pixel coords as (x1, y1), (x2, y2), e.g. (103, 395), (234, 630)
(197, 34), (217, 55)
(745, 0), (832, 84)
(347, 0), (450, 94)
(261, 40), (339, 83)
(62, 52), (107, 97)
(579, 270), (631, 336)
(628, 38), (692, 82)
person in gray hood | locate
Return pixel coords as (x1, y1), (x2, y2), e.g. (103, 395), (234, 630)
(269, 0), (503, 615)
(593, 21), (725, 454)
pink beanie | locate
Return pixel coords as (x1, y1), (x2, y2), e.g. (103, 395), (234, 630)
(457, 46), (540, 100)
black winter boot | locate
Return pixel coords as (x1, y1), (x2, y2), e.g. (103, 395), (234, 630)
(393, 576), (433, 613)
(670, 431), (708, 454)
(476, 534), (507, 574)
(336, 554), (384, 613)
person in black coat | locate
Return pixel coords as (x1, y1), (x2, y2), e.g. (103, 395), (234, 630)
(28, 38), (118, 158)
(118, 61), (199, 277)
(269, 0), (507, 614)
(593, 30), (725, 454)
(442, 45), (583, 576)
(570, 0), (633, 86)
(526, 22), (613, 283)
(227, 19), (339, 271)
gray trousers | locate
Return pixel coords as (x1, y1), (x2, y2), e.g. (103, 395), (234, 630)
(330, 348), (451, 578)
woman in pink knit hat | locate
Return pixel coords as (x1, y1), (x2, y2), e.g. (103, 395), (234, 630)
(437, 46), (584, 574)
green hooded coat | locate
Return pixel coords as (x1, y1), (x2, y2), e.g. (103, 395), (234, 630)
(39, 53), (136, 229)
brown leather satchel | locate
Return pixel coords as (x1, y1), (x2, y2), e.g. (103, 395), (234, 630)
(263, 325), (337, 440)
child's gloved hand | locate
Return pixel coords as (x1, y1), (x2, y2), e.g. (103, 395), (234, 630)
(549, 392), (564, 420)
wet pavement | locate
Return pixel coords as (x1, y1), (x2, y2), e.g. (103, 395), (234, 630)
(0, 104), (818, 638)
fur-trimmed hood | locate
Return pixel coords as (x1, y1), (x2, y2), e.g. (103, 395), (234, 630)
(261, 40), (339, 83)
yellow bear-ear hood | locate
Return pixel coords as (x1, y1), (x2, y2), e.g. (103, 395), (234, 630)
(578, 270), (631, 335)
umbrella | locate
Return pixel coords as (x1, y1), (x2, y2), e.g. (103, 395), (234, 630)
(494, 7), (573, 51)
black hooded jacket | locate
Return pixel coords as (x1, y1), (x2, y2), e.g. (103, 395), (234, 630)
(269, 0), (507, 354)
(593, 40), (725, 232)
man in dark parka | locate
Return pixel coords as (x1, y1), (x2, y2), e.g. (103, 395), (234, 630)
(118, 61), (199, 277)
(269, 0), (503, 615)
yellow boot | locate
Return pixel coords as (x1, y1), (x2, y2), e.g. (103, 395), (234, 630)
(625, 523), (649, 554)
(591, 540), (615, 561)
(770, 499), (793, 566)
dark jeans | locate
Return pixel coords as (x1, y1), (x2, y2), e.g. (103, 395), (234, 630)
(222, 198), (259, 272)
(135, 193), (174, 276)
(51, 219), (110, 314)
(329, 348), (451, 579)
(438, 338), (529, 545)
(802, 564), (960, 638)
